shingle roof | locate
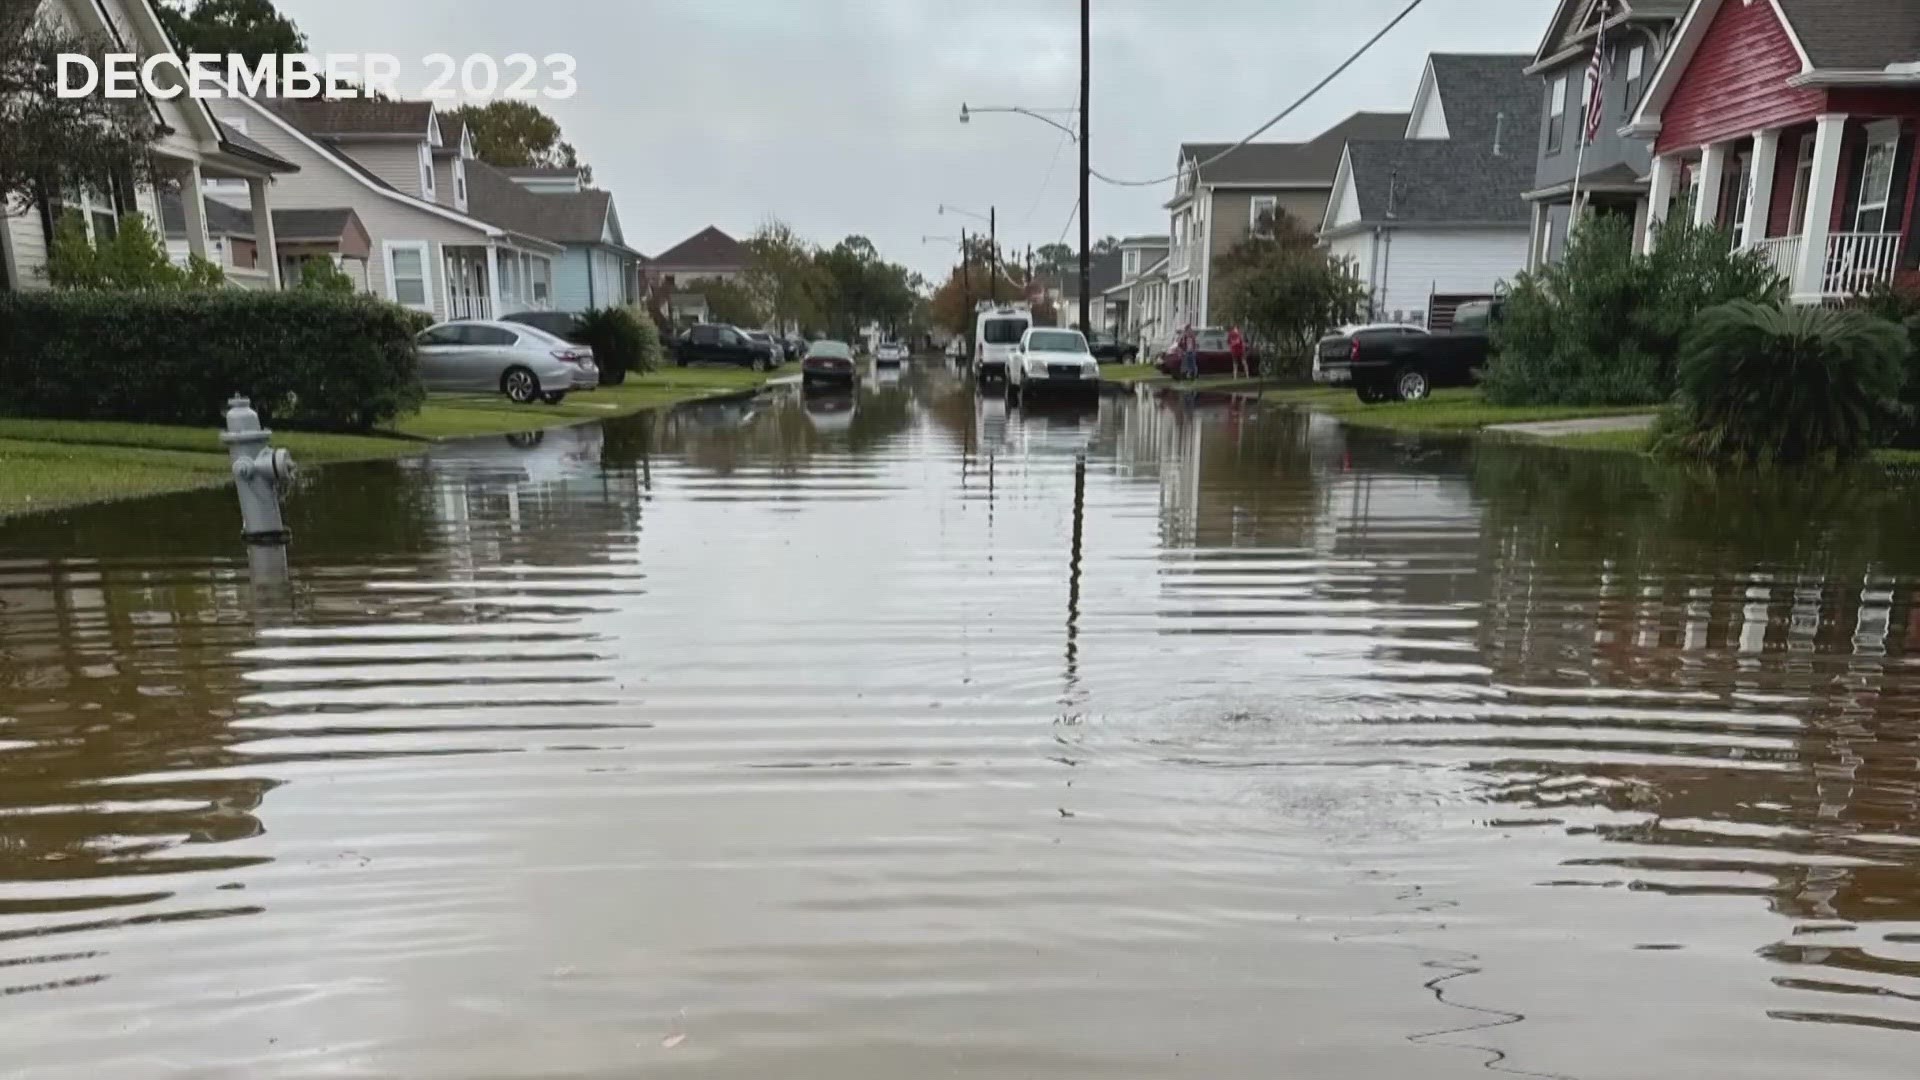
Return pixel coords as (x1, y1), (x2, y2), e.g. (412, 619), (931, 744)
(217, 120), (297, 171)
(1536, 0), (1691, 64)
(498, 166), (582, 178)
(1342, 139), (1537, 227)
(156, 191), (358, 242)
(1181, 111), (1409, 185)
(1776, 0), (1920, 70)
(1426, 54), (1541, 149)
(1120, 234), (1169, 247)
(273, 209), (360, 241)
(651, 226), (749, 269)
(463, 159), (627, 249)
(267, 99), (435, 138)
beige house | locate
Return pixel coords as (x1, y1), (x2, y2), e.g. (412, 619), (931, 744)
(218, 96), (563, 320)
(1165, 112), (1408, 329)
(0, 0), (297, 291)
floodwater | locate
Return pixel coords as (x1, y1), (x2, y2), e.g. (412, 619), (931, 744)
(4, 363), (1920, 1079)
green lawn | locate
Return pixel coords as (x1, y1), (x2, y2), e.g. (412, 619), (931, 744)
(0, 418), (419, 463)
(1260, 386), (1656, 434)
(381, 363), (800, 441)
(1102, 363), (1164, 384)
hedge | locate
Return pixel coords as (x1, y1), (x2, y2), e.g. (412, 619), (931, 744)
(0, 290), (424, 431)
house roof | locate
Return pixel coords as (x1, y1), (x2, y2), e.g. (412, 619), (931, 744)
(157, 191), (360, 243)
(1775, 0), (1920, 70)
(268, 99), (436, 138)
(499, 166), (583, 178)
(1180, 111), (1410, 185)
(1339, 138), (1538, 228)
(1119, 233), (1169, 247)
(1425, 54), (1541, 150)
(651, 226), (749, 269)
(1534, 0), (1690, 65)
(216, 120), (298, 172)
(462, 159), (636, 252)
(1039, 251), (1127, 299)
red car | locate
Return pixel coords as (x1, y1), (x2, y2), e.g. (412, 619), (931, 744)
(1156, 328), (1257, 379)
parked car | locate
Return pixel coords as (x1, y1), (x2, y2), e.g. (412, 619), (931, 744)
(744, 330), (785, 366)
(1007, 327), (1100, 403)
(1315, 307), (1493, 402)
(801, 339), (858, 390)
(500, 310), (588, 344)
(1086, 331), (1139, 364)
(783, 334), (805, 361)
(1155, 327), (1261, 379)
(875, 341), (909, 366)
(673, 323), (779, 370)
(415, 320), (590, 404)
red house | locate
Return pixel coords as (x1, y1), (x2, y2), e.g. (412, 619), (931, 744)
(1630, 0), (1920, 301)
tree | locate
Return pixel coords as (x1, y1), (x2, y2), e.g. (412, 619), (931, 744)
(449, 102), (593, 185)
(745, 219), (827, 332)
(1035, 243), (1075, 276)
(1092, 236), (1121, 255)
(157, 0), (307, 64)
(815, 234), (919, 340)
(48, 211), (225, 291)
(1212, 209), (1365, 380)
(1, 4), (165, 219)
(298, 257), (356, 295)
(694, 277), (764, 327)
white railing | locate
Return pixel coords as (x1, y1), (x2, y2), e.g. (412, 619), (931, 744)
(1748, 235), (1801, 285)
(1821, 232), (1902, 297)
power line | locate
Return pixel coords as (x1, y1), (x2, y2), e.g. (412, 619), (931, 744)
(1087, 0), (1429, 188)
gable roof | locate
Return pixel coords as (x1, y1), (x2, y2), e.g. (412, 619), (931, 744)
(1179, 112), (1409, 185)
(1119, 233), (1169, 248)
(1533, 0), (1690, 66)
(651, 226), (749, 269)
(268, 99), (436, 139)
(1424, 54), (1541, 150)
(462, 159), (638, 252)
(1331, 138), (1537, 232)
(157, 190), (361, 243)
(1775, 0), (1920, 70)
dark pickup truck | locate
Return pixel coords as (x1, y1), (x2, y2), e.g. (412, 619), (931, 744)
(1086, 332), (1139, 364)
(1314, 300), (1500, 402)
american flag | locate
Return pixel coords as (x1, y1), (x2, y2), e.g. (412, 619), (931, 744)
(1582, 3), (1614, 147)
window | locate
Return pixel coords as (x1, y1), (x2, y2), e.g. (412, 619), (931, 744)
(532, 259), (550, 303)
(417, 324), (462, 346)
(385, 242), (432, 309)
(454, 158), (467, 206)
(1622, 44), (1646, 117)
(1249, 195), (1278, 231)
(419, 143), (435, 195)
(1123, 250), (1139, 277)
(691, 325), (720, 345)
(1855, 122), (1900, 233)
(1788, 135), (1816, 233)
(1546, 73), (1568, 153)
(469, 325), (518, 346)
(1026, 330), (1086, 353)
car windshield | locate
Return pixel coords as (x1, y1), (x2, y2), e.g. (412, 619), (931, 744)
(1197, 330), (1228, 349)
(1026, 330), (1086, 353)
(807, 341), (852, 359)
(515, 325), (569, 347)
(982, 319), (1027, 344)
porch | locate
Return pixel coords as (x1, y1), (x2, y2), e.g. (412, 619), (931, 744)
(442, 244), (556, 321)
(1646, 112), (1919, 303)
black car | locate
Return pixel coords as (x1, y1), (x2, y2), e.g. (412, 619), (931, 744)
(1315, 303), (1499, 402)
(501, 310), (588, 344)
(673, 323), (779, 370)
(1085, 331), (1139, 364)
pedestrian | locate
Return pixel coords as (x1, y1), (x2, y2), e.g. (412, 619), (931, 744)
(1180, 324), (1198, 381)
(1228, 325), (1247, 380)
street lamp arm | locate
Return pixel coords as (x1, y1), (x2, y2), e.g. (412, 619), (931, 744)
(959, 103), (1079, 143)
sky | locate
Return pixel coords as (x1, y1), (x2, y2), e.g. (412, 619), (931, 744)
(277, 0), (1554, 280)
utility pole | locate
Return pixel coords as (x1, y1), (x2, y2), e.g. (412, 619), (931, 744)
(960, 227), (971, 365)
(989, 205), (998, 305)
(1077, 0), (1091, 334)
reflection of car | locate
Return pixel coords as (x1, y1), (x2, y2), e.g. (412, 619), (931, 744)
(1155, 327), (1261, 380)
(415, 319), (587, 404)
(1085, 331), (1138, 364)
(1007, 327), (1099, 403)
(804, 388), (855, 434)
(802, 339), (858, 390)
(875, 341), (908, 365)
(673, 323), (778, 369)
(500, 310), (588, 344)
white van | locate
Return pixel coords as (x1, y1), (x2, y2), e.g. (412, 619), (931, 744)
(973, 302), (1032, 385)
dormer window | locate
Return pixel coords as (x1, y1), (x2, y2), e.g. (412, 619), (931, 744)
(420, 143), (435, 195)
(454, 157), (467, 206)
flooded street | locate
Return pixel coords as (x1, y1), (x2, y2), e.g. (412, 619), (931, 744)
(6, 363), (1920, 1078)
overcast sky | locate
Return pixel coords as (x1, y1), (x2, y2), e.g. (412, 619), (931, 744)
(277, 0), (1553, 279)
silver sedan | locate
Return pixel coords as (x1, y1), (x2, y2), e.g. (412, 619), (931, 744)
(414, 320), (593, 404)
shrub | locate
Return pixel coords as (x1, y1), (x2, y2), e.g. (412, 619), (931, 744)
(1857, 279), (1920, 447)
(47, 210), (227, 291)
(297, 256), (357, 296)
(1652, 301), (1907, 465)
(576, 306), (648, 384)
(625, 303), (665, 373)
(0, 289), (424, 431)
(1484, 216), (1785, 407)
(1214, 209), (1366, 381)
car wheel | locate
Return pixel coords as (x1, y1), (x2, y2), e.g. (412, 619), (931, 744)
(541, 391), (568, 405)
(1394, 368), (1430, 402)
(502, 366), (540, 404)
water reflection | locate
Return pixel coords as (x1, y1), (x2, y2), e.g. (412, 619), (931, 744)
(3, 369), (1920, 1076)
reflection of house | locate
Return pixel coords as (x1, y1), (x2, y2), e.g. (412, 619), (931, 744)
(1629, 0), (1920, 302)
(0, 0), (298, 291)
(1167, 111), (1408, 329)
(1524, 0), (1687, 266)
(159, 192), (373, 291)
(1321, 56), (1539, 329)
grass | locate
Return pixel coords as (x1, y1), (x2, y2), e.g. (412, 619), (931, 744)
(1258, 386), (1656, 434)
(1533, 428), (1656, 453)
(1102, 363), (1163, 384)
(0, 418), (418, 463)
(380, 362), (800, 441)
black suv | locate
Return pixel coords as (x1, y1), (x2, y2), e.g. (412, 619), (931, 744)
(673, 324), (779, 370)
(1085, 332), (1139, 364)
(501, 310), (588, 344)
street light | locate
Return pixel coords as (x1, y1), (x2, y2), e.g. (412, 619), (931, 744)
(959, 104), (1079, 143)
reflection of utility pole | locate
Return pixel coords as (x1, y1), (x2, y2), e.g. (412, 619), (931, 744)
(1065, 452), (1086, 700)
(990, 206), (999, 305)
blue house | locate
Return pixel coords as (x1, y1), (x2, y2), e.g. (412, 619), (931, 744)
(465, 162), (643, 312)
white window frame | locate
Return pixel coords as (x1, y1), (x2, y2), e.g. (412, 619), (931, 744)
(1249, 195), (1278, 230)
(419, 143), (436, 197)
(1622, 44), (1646, 118)
(1123, 250), (1138, 277)
(1854, 120), (1900, 234)
(1789, 134), (1816, 234)
(383, 240), (434, 312)
(454, 157), (467, 208)
(1547, 73), (1568, 153)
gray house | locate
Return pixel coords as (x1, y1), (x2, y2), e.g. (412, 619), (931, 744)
(1524, 0), (1687, 266)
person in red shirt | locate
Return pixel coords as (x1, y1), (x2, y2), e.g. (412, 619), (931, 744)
(1228, 325), (1248, 379)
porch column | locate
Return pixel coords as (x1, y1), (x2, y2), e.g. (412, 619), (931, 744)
(1792, 113), (1848, 303)
(1644, 154), (1680, 253)
(1528, 201), (1544, 269)
(1742, 128), (1780, 246)
(1693, 142), (1728, 227)
(484, 246), (502, 319)
(177, 162), (210, 263)
(247, 177), (280, 289)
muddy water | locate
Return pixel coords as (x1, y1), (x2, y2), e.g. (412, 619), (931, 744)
(4, 365), (1920, 1078)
